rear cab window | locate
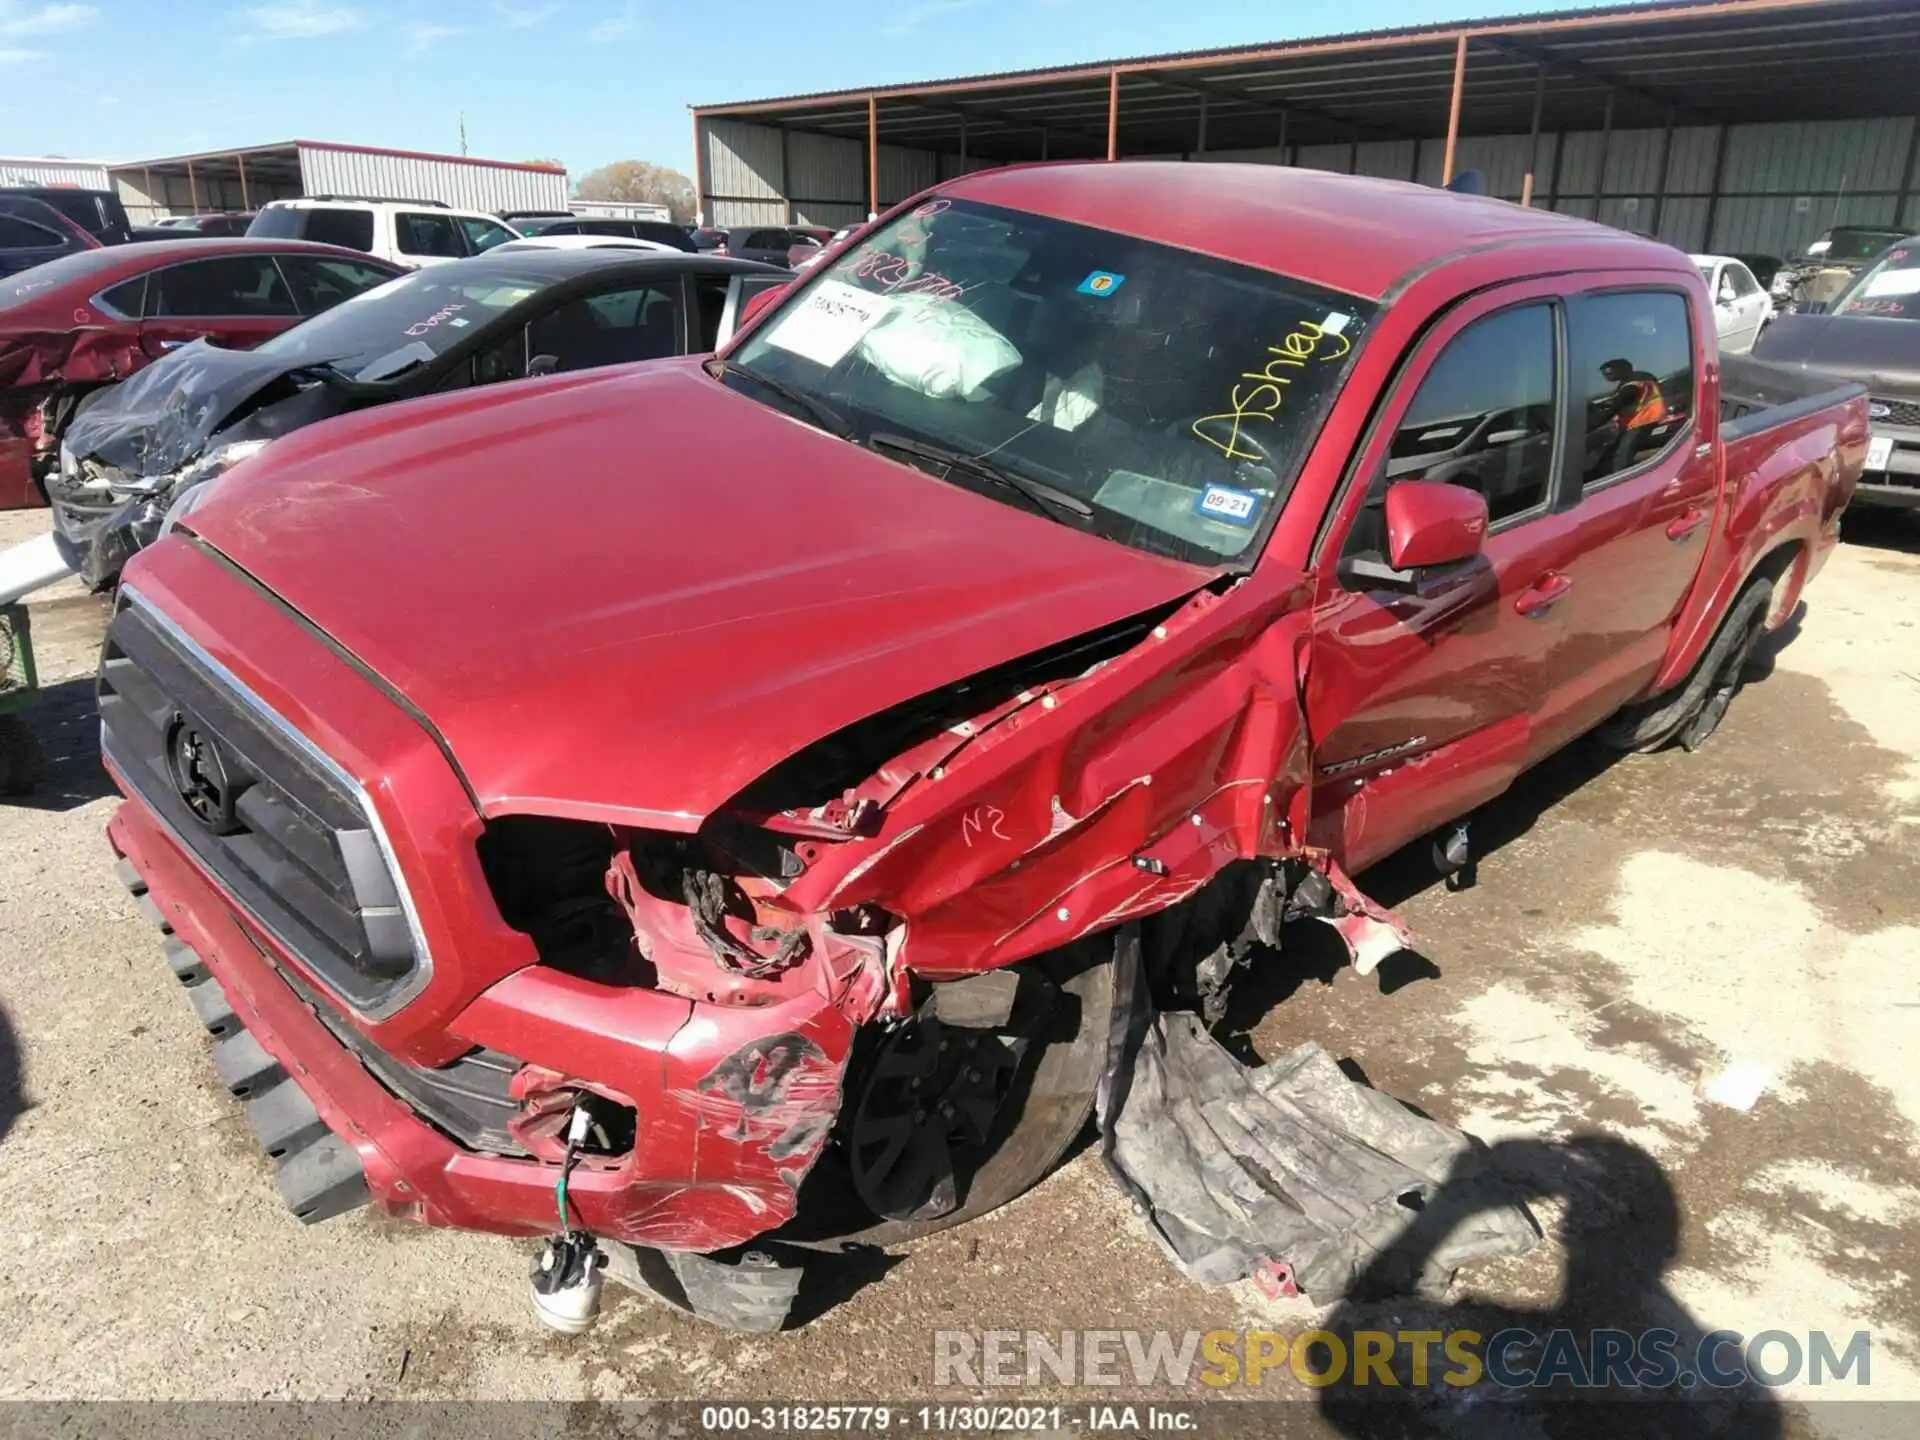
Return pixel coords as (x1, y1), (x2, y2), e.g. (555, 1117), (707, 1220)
(728, 196), (1374, 565)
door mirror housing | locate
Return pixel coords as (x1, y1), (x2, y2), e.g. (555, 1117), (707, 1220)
(1385, 479), (1489, 571)
(527, 353), (561, 378)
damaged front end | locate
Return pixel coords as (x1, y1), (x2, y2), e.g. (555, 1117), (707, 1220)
(468, 568), (1465, 1327)
(51, 341), (345, 588)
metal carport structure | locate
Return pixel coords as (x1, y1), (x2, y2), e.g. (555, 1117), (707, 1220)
(108, 142), (569, 224)
(690, 0), (1920, 257)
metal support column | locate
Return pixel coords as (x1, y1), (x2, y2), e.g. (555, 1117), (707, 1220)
(1276, 108), (1289, 166)
(1650, 109), (1676, 239)
(1593, 91), (1615, 223)
(1522, 61), (1545, 206)
(186, 158), (198, 214)
(691, 112), (708, 228)
(867, 94), (879, 219)
(1196, 94), (1209, 157)
(959, 115), (968, 172)
(1442, 33), (1468, 185)
(779, 127), (793, 223)
(237, 152), (250, 212)
(1701, 122), (1732, 252)
(1893, 116), (1920, 233)
(1107, 69), (1119, 161)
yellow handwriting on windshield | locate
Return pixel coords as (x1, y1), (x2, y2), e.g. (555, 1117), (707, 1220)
(1191, 320), (1354, 462)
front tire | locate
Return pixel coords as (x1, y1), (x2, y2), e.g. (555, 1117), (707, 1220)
(781, 935), (1116, 1249)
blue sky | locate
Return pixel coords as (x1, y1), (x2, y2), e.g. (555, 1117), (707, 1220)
(3, 0), (1604, 180)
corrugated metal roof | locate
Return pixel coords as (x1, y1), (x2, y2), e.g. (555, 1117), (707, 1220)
(692, 0), (1920, 156)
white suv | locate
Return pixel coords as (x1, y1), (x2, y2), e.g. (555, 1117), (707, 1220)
(247, 197), (522, 269)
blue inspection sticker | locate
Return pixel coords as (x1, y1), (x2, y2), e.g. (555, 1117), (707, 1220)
(1077, 270), (1125, 297)
(1195, 484), (1260, 527)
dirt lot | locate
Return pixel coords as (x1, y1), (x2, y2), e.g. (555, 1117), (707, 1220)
(1, 506), (1916, 1433)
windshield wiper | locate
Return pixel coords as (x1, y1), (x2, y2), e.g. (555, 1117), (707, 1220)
(707, 357), (852, 440)
(866, 431), (1094, 527)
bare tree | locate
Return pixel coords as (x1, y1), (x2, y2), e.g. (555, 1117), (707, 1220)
(575, 161), (697, 223)
(519, 158), (566, 171)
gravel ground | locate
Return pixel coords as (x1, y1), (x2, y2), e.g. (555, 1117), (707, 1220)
(0, 505), (1915, 1436)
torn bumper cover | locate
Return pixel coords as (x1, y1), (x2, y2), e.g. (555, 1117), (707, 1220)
(105, 796), (859, 1254)
(1101, 937), (1536, 1300)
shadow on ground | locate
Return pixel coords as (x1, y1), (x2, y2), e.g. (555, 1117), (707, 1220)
(1840, 508), (1920, 556)
(1317, 1134), (1784, 1438)
(5, 676), (114, 813)
(0, 1005), (22, 1146)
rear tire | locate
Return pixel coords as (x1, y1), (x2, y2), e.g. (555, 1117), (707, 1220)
(1597, 577), (1773, 755)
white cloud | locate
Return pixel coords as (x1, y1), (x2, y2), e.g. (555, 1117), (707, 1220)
(587, 1), (641, 42)
(0, 3), (99, 37)
(490, 0), (557, 26)
(402, 20), (462, 51)
(0, 45), (41, 63)
(881, 0), (981, 38)
(238, 1), (362, 40)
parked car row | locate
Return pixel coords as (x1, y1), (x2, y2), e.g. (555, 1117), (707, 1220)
(1, 238), (405, 509)
(1753, 234), (1920, 511)
(43, 245), (789, 583)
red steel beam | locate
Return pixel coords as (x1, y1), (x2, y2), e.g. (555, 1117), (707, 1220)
(1442, 33), (1468, 184)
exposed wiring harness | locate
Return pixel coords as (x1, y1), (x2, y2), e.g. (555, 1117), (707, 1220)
(555, 1101), (593, 1234)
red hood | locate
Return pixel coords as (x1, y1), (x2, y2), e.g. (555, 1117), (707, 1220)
(187, 360), (1209, 828)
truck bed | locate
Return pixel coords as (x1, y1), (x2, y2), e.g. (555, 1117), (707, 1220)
(1719, 352), (1865, 440)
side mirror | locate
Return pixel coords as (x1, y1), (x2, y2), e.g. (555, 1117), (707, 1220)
(527, 353), (561, 378)
(1385, 479), (1489, 571)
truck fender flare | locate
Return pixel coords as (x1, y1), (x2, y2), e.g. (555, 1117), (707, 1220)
(1651, 536), (1804, 695)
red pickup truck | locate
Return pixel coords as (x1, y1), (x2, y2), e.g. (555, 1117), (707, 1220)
(99, 163), (1864, 1330)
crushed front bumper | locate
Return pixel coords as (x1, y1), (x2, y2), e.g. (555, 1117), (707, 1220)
(107, 796), (854, 1251)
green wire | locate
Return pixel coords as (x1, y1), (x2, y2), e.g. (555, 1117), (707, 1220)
(556, 1152), (571, 1234)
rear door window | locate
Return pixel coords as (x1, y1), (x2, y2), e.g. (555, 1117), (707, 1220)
(148, 256), (299, 317)
(396, 211), (464, 259)
(1566, 290), (1695, 488)
(278, 254), (400, 314)
(528, 283), (683, 370)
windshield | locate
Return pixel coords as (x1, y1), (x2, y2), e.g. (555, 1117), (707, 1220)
(1832, 241), (1920, 320)
(1811, 229), (1905, 263)
(728, 197), (1373, 564)
(1695, 262), (1715, 284)
(254, 266), (549, 379)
